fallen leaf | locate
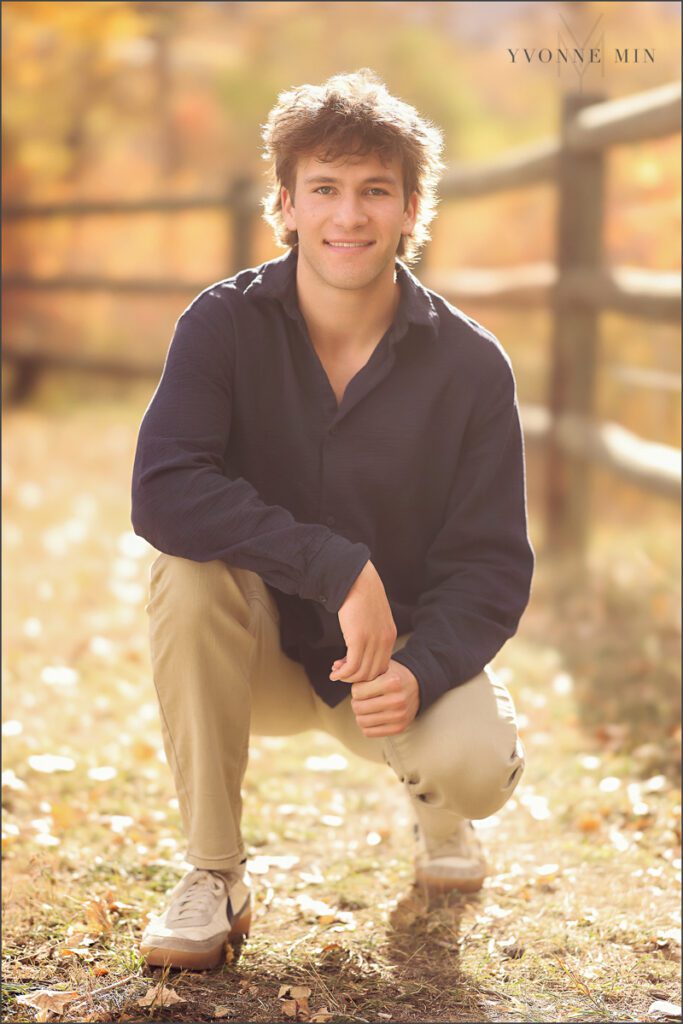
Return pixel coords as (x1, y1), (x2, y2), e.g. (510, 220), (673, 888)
(310, 1010), (333, 1023)
(2, 769), (28, 791)
(305, 754), (347, 771)
(281, 998), (310, 1020)
(250, 854), (300, 875)
(27, 754), (76, 774)
(319, 815), (343, 827)
(535, 863), (560, 879)
(16, 989), (80, 1020)
(85, 899), (112, 934)
(131, 739), (157, 762)
(58, 946), (95, 961)
(65, 928), (96, 945)
(295, 894), (344, 923)
(648, 1001), (682, 1021)
(137, 984), (185, 1008)
(279, 986), (312, 999)
(576, 814), (601, 832)
(213, 1007), (230, 1020)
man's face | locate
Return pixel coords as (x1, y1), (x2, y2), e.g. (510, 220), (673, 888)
(280, 150), (418, 293)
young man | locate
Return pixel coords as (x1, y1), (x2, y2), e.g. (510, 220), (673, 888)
(131, 69), (534, 970)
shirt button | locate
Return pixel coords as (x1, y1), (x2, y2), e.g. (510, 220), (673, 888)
(319, 595), (327, 604)
(325, 515), (336, 527)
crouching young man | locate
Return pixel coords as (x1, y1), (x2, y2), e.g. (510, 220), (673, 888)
(131, 69), (534, 970)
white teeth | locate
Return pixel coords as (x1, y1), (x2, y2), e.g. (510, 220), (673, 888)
(326, 241), (370, 247)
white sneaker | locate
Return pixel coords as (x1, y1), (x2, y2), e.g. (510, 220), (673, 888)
(140, 866), (251, 969)
(414, 820), (488, 894)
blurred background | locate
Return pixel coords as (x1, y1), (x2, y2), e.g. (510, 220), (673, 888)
(1, 5), (681, 1018)
(3, 0), (681, 746)
(3, 0), (680, 738)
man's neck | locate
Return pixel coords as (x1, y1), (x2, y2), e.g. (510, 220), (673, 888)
(295, 254), (401, 358)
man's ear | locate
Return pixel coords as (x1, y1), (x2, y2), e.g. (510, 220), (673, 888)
(401, 191), (418, 236)
(281, 185), (297, 232)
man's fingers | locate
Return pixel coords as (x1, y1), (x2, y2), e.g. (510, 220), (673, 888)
(352, 692), (403, 716)
(355, 709), (405, 728)
(330, 643), (362, 680)
(349, 676), (388, 700)
(351, 670), (403, 700)
(360, 723), (406, 737)
(332, 642), (376, 683)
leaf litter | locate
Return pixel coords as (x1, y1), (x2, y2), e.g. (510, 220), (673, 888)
(2, 401), (681, 1023)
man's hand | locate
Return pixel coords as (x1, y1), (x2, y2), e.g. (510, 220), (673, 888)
(345, 660), (420, 737)
(330, 560), (397, 685)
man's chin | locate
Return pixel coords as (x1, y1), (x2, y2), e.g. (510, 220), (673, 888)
(316, 257), (391, 291)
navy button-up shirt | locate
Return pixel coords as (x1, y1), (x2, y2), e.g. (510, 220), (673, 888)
(131, 247), (534, 713)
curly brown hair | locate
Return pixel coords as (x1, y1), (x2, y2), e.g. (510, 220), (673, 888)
(260, 69), (445, 265)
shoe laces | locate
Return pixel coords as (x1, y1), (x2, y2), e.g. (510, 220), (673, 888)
(169, 869), (226, 928)
(415, 820), (479, 860)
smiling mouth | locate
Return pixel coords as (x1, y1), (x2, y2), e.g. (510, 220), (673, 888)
(323, 240), (375, 249)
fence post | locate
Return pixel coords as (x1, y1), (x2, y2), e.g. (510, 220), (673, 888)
(230, 177), (254, 274)
(545, 91), (606, 555)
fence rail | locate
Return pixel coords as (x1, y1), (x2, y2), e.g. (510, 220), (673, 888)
(3, 81), (681, 550)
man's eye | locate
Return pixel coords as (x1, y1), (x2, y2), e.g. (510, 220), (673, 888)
(312, 186), (389, 196)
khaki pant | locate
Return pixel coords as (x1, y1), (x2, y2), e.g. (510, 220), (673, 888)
(146, 554), (525, 871)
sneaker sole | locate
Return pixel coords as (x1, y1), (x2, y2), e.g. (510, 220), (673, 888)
(140, 908), (251, 970)
(415, 870), (486, 894)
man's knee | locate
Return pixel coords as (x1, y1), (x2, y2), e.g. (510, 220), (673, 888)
(399, 718), (525, 821)
(442, 731), (525, 819)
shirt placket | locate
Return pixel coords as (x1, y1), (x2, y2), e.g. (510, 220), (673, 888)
(299, 312), (406, 539)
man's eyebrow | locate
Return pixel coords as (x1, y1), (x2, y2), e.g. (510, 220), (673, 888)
(302, 174), (399, 186)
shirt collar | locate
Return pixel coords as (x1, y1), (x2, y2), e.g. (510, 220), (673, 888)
(243, 246), (440, 343)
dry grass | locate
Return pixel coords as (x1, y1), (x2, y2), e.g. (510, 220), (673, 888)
(2, 380), (681, 1023)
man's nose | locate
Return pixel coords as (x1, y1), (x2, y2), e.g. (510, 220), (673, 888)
(332, 194), (369, 230)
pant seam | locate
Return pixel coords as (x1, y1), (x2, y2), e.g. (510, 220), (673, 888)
(245, 592), (279, 627)
(187, 845), (246, 864)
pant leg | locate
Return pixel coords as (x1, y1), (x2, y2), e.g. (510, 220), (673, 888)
(148, 556), (524, 866)
(384, 651), (525, 851)
(313, 633), (526, 851)
(146, 554), (318, 871)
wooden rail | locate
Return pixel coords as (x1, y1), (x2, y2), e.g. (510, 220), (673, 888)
(2, 81), (681, 550)
(521, 405), (680, 500)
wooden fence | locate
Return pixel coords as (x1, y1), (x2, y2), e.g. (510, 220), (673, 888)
(3, 82), (681, 552)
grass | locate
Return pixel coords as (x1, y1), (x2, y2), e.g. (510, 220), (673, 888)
(2, 382), (681, 1023)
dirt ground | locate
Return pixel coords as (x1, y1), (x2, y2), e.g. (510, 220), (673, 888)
(2, 388), (681, 1023)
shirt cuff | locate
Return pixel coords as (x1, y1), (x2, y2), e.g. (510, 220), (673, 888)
(392, 648), (444, 715)
(299, 534), (371, 613)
